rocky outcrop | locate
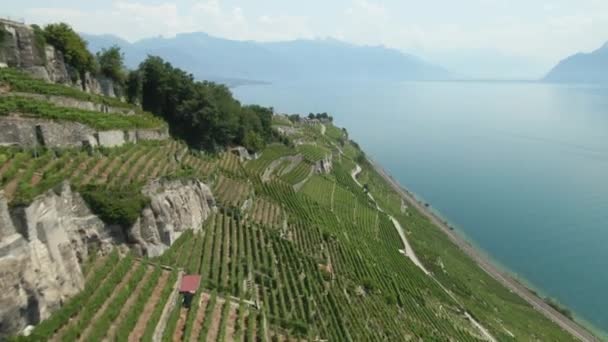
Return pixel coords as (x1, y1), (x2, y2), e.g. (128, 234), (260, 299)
(0, 115), (169, 148)
(314, 154), (333, 174)
(0, 184), (115, 339)
(130, 179), (215, 257)
(230, 146), (253, 162)
(0, 19), (118, 97)
(0, 178), (215, 337)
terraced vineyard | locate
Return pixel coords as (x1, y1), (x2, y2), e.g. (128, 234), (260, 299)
(3, 67), (582, 341)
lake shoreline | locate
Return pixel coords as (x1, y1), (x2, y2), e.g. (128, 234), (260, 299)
(367, 157), (601, 342)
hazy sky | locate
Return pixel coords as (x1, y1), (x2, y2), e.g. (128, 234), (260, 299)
(3, 0), (608, 78)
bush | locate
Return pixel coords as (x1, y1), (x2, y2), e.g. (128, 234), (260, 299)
(97, 45), (126, 84)
(43, 23), (96, 77)
(30, 24), (47, 62)
(80, 184), (150, 227)
(545, 297), (573, 320)
(0, 25), (9, 46)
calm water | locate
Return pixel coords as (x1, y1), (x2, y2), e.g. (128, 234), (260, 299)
(233, 80), (608, 335)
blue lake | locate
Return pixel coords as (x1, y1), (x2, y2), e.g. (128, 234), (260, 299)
(233, 80), (608, 336)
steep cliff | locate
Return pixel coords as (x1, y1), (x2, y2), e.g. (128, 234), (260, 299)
(0, 179), (215, 338)
(130, 179), (216, 256)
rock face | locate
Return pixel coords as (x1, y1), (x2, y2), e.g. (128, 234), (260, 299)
(0, 179), (215, 338)
(130, 179), (215, 257)
(0, 19), (118, 97)
(314, 154), (333, 174)
(0, 115), (169, 148)
(0, 184), (112, 339)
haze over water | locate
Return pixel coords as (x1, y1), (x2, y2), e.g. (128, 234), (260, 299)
(233, 81), (608, 335)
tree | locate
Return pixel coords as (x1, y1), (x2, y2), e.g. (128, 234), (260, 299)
(137, 55), (275, 151)
(243, 131), (264, 152)
(96, 45), (126, 84)
(43, 23), (96, 80)
(125, 70), (142, 104)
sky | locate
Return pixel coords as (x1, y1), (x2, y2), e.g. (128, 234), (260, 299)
(3, 0), (608, 78)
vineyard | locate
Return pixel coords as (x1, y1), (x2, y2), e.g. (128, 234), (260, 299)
(4, 68), (580, 341)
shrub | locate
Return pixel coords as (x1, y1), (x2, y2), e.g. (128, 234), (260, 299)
(545, 297), (574, 320)
(79, 184), (150, 227)
(43, 23), (96, 77)
(0, 25), (9, 46)
(96, 45), (126, 84)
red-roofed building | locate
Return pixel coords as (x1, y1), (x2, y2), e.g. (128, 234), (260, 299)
(179, 275), (201, 307)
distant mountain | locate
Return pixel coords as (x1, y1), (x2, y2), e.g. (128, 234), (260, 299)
(544, 42), (608, 83)
(82, 32), (450, 84)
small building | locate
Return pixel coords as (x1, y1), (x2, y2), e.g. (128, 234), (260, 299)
(179, 275), (201, 308)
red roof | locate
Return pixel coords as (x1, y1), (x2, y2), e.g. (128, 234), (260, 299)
(179, 275), (201, 294)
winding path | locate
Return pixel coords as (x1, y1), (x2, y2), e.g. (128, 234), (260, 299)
(367, 160), (600, 342)
(351, 164), (497, 342)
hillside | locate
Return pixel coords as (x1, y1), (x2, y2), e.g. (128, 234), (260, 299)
(0, 68), (586, 341)
(0, 19), (597, 342)
(544, 42), (608, 83)
(82, 32), (451, 83)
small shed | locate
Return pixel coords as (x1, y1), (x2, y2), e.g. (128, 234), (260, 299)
(179, 275), (201, 307)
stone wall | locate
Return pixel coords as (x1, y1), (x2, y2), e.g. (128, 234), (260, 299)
(3, 93), (136, 114)
(0, 115), (169, 148)
(0, 115), (97, 148)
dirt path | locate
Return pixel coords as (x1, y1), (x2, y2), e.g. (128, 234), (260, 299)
(3, 169), (23, 199)
(368, 160), (600, 342)
(320, 123), (326, 135)
(206, 298), (225, 342)
(388, 215), (429, 275)
(105, 266), (154, 341)
(189, 292), (211, 341)
(225, 302), (239, 340)
(129, 270), (170, 342)
(172, 308), (189, 342)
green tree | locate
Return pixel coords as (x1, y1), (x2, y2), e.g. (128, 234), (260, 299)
(243, 131), (264, 152)
(125, 70), (142, 104)
(96, 45), (126, 84)
(43, 23), (96, 80)
(137, 55), (275, 151)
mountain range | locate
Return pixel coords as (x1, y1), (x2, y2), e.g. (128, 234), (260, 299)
(544, 41), (608, 83)
(81, 32), (450, 85)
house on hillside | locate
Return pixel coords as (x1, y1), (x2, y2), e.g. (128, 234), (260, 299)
(179, 275), (201, 308)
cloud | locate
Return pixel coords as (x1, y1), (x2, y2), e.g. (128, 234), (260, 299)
(25, 0), (313, 42)
(18, 0), (608, 77)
